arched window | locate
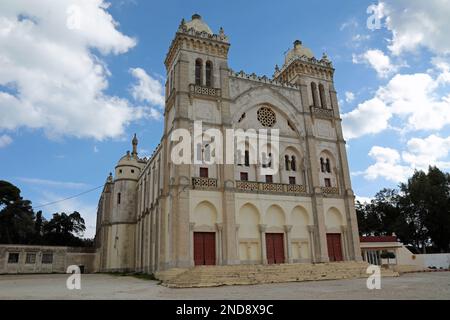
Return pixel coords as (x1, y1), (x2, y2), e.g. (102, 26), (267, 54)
(262, 152), (272, 168)
(205, 60), (213, 87)
(195, 59), (202, 85)
(285, 155), (290, 171)
(291, 156), (296, 171)
(320, 157), (325, 172)
(325, 158), (331, 173)
(311, 82), (319, 107)
(319, 83), (326, 108)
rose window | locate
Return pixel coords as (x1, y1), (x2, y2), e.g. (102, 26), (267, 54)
(257, 106), (276, 127)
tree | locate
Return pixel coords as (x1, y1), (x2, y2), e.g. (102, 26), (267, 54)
(0, 180), (93, 247)
(399, 170), (431, 252)
(358, 167), (450, 253)
(373, 189), (401, 236)
(356, 200), (383, 236)
(0, 180), (35, 244)
(42, 211), (87, 246)
(422, 167), (450, 252)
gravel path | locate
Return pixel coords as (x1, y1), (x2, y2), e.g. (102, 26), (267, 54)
(0, 272), (449, 300)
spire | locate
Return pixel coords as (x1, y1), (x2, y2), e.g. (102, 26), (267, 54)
(132, 133), (138, 158)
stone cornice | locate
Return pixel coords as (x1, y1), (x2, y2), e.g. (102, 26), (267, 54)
(229, 69), (300, 90)
(164, 30), (230, 69)
(274, 57), (335, 82)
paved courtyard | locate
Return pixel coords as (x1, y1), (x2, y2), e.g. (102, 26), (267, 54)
(0, 272), (449, 300)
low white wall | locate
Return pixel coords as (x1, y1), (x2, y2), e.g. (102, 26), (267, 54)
(421, 253), (450, 269)
(0, 245), (98, 274)
(396, 246), (424, 267)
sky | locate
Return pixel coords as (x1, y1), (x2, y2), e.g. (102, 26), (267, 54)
(1, 0), (450, 238)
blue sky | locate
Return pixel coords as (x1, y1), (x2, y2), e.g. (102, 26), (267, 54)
(1, 0), (450, 237)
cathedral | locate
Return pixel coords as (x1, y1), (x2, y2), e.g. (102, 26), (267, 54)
(95, 14), (362, 273)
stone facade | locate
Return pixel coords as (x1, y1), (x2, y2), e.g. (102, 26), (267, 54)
(95, 14), (362, 273)
(0, 245), (97, 274)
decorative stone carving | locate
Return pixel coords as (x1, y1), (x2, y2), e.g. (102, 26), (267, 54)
(320, 186), (339, 195)
(286, 184), (307, 193)
(229, 69), (299, 89)
(311, 106), (334, 119)
(235, 181), (307, 195)
(235, 181), (259, 192)
(192, 177), (218, 189)
(257, 106), (276, 127)
(189, 84), (221, 98)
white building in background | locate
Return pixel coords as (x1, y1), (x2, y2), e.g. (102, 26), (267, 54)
(94, 14), (362, 273)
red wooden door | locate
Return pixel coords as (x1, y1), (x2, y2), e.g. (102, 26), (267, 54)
(326, 233), (343, 262)
(203, 232), (216, 265)
(266, 234), (275, 264)
(193, 232), (216, 266)
(266, 233), (285, 264)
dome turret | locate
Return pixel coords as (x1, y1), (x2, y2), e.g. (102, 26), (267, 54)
(284, 40), (314, 64)
(184, 14), (213, 34)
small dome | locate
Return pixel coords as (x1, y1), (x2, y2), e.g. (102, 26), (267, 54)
(117, 151), (138, 167)
(185, 14), (213, 34)
(285, 40), (314, 64)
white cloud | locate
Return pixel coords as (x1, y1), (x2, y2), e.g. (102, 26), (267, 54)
(361, 134), (450, 183)
(0, 0), (160, 140)
(364, 146), (413, 182)
(17, 177), (89, 189)
(431, 57), (450, 85)
(341, 97), (391, 139)
(93, 146), (99, 153)
(0, 134), (12, 148)
(345, 91), (355, 103)
(352, 34), (370, 42)
(379, 73), (450, 132)
(129, 67), (164, 106)
(380, 0), (450, 55)
(402, 134), (450, 170)
(129, 67), (164, 120)
(355, 195), (372, 204)
(342, 69), (450, 139)
(352, 49), (397, 78)
(340, 18), (358, 31)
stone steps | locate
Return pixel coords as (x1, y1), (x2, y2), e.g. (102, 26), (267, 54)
(157, 261), (398, 288)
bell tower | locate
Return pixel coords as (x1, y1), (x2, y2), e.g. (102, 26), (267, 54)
(159, 14), (234, 268)
(274, 40), (361, 262)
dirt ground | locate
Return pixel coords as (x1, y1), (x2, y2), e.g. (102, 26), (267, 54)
(0, 271), (449, 300)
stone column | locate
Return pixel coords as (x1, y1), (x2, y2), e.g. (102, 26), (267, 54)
(222, 189), (239, 265)
(313, 188), (330, 262)
(341, 225), (349, 261)
(312, 84), (320, 107)
(307, 225), (316, 263)
(216, 223), (223, 265)
(259, 224), (268, 264)
(189, 223), (195, 267)
(284, 225), (293, 263)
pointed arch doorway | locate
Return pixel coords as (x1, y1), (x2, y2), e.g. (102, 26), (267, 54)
(193, 232), (216, 265)
(265, 233), (285, 264)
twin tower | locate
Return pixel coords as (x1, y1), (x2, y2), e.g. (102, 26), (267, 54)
(95, 14), (361, 273)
